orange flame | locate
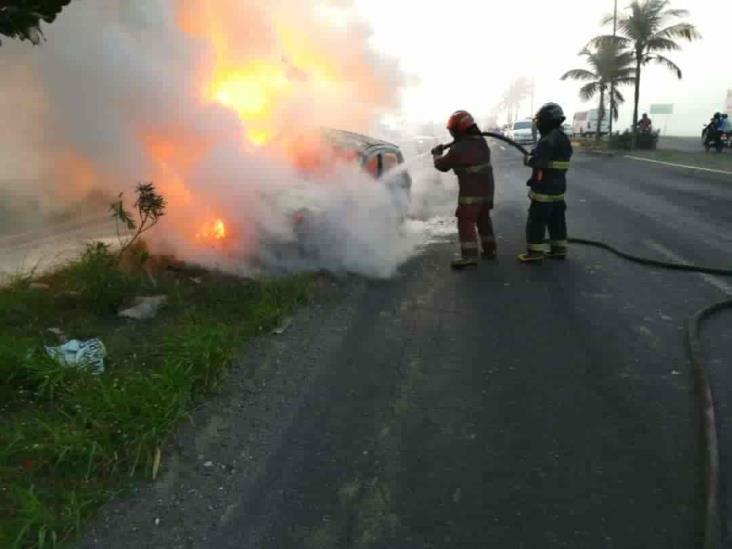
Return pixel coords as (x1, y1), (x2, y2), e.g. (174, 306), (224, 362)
(197, 218), (227, 241)
(210, 61), (290, 146)
(175, 0), (394, 149)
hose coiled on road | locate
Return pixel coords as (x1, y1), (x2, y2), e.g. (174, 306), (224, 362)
(567, 237), (731, 549)
(568, 238), (732, 277)
(440, 131), (732, 549)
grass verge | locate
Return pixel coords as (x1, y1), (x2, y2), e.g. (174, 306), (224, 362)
(0, 243), (312, 548)
(626, 149), (732, 173)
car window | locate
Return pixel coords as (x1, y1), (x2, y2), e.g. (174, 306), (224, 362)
(364, 154), (380, 178)
(381, 152), (400, 172)
(513, 121), (533, 130)
(334, 146), (360, 165)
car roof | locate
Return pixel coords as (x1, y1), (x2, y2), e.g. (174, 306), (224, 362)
(321, 128), (399, 153)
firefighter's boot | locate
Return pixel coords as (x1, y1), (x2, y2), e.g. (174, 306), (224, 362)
(546, 246), (567, 260)
(517, 250), (544, 264)
(451, 255), (478, 270)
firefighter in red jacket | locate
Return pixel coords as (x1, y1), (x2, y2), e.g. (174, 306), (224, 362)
(518, 102), (573, 263)
(431, 110), (496, 270)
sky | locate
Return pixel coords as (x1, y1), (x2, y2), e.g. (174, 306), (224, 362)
(352, 0), (732, 136)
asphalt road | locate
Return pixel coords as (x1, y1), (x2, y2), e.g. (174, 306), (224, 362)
(0, 215), (116, 279)
(81, 147), (732, 548)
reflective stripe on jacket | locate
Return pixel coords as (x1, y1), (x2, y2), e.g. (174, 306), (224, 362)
(528, 191), (566, 203)
(526, 128), (573, 197)
(434, 136), (495, 204)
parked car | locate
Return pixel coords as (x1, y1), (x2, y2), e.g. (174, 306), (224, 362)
(562, 123), (575, 139)
(506, 119), (536, 145)
(572, 109), (610, 137)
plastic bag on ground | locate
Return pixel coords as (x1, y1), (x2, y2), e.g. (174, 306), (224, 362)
(45, 338), (107, 374)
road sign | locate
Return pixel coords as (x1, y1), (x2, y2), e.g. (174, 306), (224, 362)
(650, 104), (674, 115)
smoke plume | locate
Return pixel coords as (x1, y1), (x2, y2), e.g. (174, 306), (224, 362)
(0, 0), (423, 278)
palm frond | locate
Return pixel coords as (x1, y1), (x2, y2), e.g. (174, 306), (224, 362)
(614, 76), (636, 87)
(580, 82), (599, 101)
(661, 8), (690, 19)
(652, 54), (682, 78)
(646, 36), (680, 51)
(587, 34), (632, 50)
(561, 68), (597, 82)
(656, 22), (701, 41)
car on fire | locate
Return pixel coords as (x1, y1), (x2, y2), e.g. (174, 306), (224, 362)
(321, 128), (412, 190)
(258, 128), (413, 270)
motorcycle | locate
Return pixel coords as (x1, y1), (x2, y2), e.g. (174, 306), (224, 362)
(701, 124), (730, 153)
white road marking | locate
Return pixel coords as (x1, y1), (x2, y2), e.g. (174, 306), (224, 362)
(644, 239), (732, 295)
(625, 155), (732, 176)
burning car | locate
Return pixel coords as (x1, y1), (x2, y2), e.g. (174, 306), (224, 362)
(320, 128), (412, 192)
(253, 128), (413, 271)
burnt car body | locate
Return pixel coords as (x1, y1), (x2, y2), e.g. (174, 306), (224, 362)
(256, 128), (413, 271)
(320, 128), (412, 194)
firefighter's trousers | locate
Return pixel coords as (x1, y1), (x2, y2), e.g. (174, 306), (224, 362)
(456, 198), (495, 258)
(526, 199), (567, 254)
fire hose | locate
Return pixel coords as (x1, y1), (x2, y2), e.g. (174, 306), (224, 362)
(439, 131), (732, 549)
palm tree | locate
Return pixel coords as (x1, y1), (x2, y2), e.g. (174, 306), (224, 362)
(591, 0), (701, 145)
(0, 1), (72, 46)
(498, 77), (532, 125)
(561, 42), (636, 140)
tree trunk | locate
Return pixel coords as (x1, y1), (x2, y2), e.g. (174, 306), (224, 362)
(609, 84), (614, 137)
(596, 86), (606, 142)
(632, 54), (642, 149)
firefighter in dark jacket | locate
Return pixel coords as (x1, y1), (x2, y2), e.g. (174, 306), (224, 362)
(431, 110), (496, 270)
(518, 102), (573, 263)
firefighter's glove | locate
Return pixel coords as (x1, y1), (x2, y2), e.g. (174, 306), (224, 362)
(523, 155), (531, 167)
(431, 144), (445, 156)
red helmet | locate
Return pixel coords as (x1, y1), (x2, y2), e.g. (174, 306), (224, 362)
(447, 110), (475, 133)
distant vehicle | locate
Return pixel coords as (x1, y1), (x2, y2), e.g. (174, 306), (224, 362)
(701, 124), (730, 153)
(562, 123), (575, 139)
(572, 109), (610, 137)
(506, 119), (537, 145)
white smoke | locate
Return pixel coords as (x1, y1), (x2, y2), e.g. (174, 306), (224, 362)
(0, 0), (426, 278)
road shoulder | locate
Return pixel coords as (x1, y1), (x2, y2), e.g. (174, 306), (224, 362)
(79, 275), (367, 548)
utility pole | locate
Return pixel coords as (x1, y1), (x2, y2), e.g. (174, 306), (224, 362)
(608, 0), (618, 139)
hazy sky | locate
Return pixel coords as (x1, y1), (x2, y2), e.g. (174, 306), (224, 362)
(352, 0), (732, 136)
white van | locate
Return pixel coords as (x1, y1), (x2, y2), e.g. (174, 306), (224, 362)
(572, 109), (610, 136)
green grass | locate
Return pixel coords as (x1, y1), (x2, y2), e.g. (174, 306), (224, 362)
(627, 149), (732, 172)
(0, 243), (312, 548)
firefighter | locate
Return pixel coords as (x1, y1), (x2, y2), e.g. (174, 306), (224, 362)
(518, 102), (573, 263)
(431, 110), (496, 270)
